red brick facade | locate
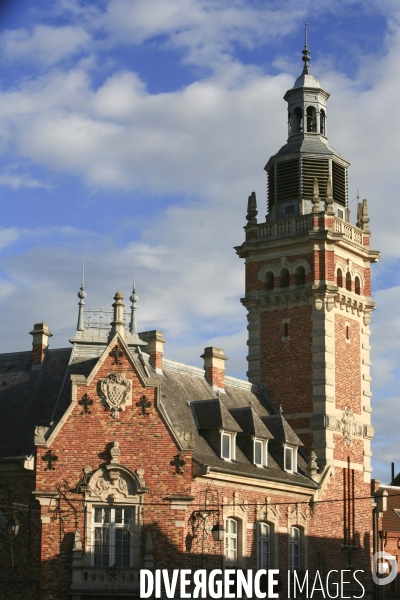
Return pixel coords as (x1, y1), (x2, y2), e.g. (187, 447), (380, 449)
(260, 305), (313, 418)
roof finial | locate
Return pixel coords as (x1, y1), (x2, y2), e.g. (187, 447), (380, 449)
(301, 21), (311, 74)
(129, 265), (138, 335)
(279, 404), (283, 416)
(77, 260), (86, 331)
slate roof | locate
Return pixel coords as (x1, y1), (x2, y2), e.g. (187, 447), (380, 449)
(192, 399), (243, 432)
(229, 406), (273, 439)
(0, 348), (72, 459)
(261, 415), (303, 446)
(270, 136), (346, 163)
(0, 339), (316, 489)
(161, 359), (315, 488)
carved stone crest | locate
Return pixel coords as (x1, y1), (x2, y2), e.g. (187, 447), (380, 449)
(91, 468), (133, 502)
(340, 407), (356, 446)
(100, 373), (132, 418)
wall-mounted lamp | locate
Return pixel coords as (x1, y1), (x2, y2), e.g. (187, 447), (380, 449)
(7, 518), (19, 536)
(212, 523), (225, 542)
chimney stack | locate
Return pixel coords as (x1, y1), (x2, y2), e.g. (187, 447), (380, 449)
(201, 347), (228, 391)
(139, 330), (166, 374)
(29, 322), (52, 367)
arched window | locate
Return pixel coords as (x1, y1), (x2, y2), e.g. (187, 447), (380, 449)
(337, 268), (343, 288)
(280, 268), (289, 288)
(320, 109), (326, 135)
(266, 271), (274, 291)
(290, 526), (301, 572)
(225, 518), (238, 567)
(296, 266), (305, 286)
(306, 106), (316, 132)
(258, 523), (270, 569)
(293, 107), (303, 134)
(355, 276), (361, 295)
(346, 272), (352, 292)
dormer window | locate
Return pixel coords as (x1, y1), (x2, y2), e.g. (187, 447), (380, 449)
(284, 445), (297, 473)
(221, 432), (236, 461)
(254, 439), (268, 467)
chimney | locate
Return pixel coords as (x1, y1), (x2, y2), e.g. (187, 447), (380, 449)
(201, 347), (228, 391)
(29, 322), (52, 367)
(139, 330), (166, 374)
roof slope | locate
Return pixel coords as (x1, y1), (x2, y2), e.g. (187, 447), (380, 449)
(0, 348), (72, 458)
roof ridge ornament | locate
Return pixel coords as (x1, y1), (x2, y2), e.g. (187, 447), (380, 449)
(129, 266), (138, 336)
(301, 21), (311, 75)
(77, 260), (86, 332)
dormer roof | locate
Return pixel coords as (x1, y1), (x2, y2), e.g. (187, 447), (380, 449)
(191, 398), (242, 433)
(261, 414), (303, 446)
(229, 406), (273, 439)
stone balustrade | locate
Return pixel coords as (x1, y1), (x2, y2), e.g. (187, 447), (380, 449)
(256, 214), (364, 245)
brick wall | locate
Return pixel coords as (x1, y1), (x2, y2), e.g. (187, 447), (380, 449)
(260, 305), (313, 416)
(335, 313), (361, 414)
(0, 474), (41, 600)
(34, 344), (194, 599)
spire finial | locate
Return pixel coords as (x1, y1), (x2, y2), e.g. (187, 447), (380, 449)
(301, 21), (311, 74)
(129, 265), (139, 335)
(77, 260), (86, 331)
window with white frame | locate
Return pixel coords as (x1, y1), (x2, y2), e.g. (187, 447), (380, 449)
(93, 506), (135, 567)
(258, 522), (270, 569)
(284, 445), (297, 473)
(254, 439), (268, 467)
(221, 432), (235, 461)
(225, 518), (238, 567)
(290, 526), (301, 571)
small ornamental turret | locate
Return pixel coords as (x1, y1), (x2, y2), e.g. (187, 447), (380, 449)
(129, 277), (139, 336)
(109, 292), (125, 340)
(326, 177), (334, 215)
(246, 191), (258, 225)
(77, 261), (86, 332)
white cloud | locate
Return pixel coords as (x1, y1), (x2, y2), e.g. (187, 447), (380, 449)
(0, 227), (20, 250)
(0, 0), (399, 481)
(0, 25), (91, 66)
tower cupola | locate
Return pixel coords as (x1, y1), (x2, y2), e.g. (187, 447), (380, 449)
(265, 25), (349, 223)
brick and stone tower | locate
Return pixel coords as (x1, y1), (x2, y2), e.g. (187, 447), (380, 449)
(235, 39), (380, 480)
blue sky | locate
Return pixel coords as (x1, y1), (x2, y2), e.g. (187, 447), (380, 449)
(0, 0), (399, 482)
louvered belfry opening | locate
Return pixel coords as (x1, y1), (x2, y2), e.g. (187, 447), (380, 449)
(302, 158), (329, 201)
(266, 156), (349, 217)
(276, 159), (300, 203)
(267, 167), (275, 213)
(332, 161), (347, 206)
